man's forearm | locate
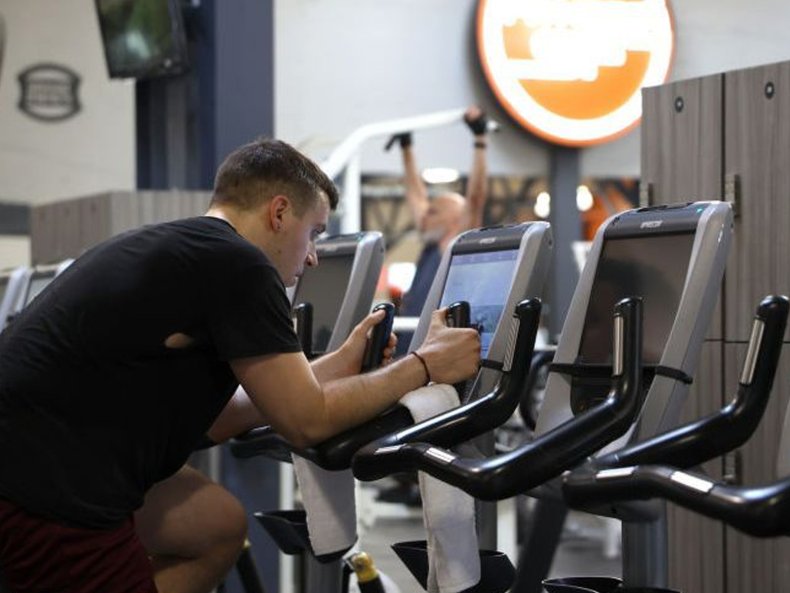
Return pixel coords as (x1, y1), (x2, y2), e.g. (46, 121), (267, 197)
(311, 348), (357, 383)
(402, 147), (429, 223)
(465, 137), (488, 230)
(317, 353), (428, 440)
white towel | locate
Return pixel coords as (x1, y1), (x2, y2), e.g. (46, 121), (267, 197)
(293, 457), (357, 556)
(400, 384), (481, 593)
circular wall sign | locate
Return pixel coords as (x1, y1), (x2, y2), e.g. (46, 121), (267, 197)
(477, 0), (675, 146)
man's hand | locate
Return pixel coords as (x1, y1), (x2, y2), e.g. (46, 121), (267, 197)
(385, 132), (413, 151)
(464, 105), (488, 136)
(415, 308), (481, 385)
(338, 308), (398, 374)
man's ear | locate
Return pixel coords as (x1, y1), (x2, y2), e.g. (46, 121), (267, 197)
(267, 195), (291, 231)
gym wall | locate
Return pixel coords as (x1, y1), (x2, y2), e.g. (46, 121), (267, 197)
(0, 0), (135, 206)
(274, 0), (790, 179)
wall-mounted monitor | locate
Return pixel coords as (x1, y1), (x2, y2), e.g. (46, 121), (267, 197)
(95, 0), (189, 80)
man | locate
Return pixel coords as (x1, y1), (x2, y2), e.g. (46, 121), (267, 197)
(0, 138), (480, 593)
(395, 105), (490, 317)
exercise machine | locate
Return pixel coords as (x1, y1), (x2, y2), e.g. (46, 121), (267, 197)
(554, 295), (788, 593)
(0, 266), (28, 332)
(352, 201), (733, 592)
(232, 221), (552, 593)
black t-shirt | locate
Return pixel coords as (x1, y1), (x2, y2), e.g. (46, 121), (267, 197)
(0, 217), (301, 528)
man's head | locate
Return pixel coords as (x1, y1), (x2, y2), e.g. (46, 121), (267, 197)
(420, 192), (465, 245)
(209, 138), (339, 286)
(211, 137), (338, 215)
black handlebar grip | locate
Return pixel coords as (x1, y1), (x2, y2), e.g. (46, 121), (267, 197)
(446, 301), (471, 329)
(446, 301), (471, 396)
(361, 303), (396, 373)
(293, 302), (313, 358)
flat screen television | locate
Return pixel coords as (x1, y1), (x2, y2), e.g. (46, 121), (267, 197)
(95, 0), (189, 79)
(439, 249), (519, 358)
(292, 254), (356, 355)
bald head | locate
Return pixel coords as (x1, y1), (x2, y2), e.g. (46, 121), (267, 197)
(420, 191), (466, 246)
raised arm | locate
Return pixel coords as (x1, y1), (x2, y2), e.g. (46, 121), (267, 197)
(388, 132), (429, 227)
(462, 105), (489, 230)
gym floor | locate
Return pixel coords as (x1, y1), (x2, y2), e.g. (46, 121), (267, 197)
(355, 486), (621, 593)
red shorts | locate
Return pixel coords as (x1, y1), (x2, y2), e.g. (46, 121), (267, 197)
(0, 498), (157, 593)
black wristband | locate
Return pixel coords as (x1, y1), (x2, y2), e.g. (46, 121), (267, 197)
(474, 141), (486, 149)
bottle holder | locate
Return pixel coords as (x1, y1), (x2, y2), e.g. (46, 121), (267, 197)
(254, 509), (348, 563)
(391, 540), (515, 593)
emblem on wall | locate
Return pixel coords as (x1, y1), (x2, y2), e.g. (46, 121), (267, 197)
(18, 63), (81, 122)
(476, 0), (675, 146)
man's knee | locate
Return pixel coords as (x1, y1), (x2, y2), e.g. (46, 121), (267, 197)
(136, 466), (248, 559)
(212, 487), (248, 551)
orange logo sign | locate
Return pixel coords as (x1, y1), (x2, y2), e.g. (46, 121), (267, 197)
(477, 0), (675, 146)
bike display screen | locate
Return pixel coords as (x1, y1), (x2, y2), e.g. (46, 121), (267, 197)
(292, 254), (355, 354)
(440, 249), (519, 358)
(578, 232), (696, 365)
(24, 273), (56, 307)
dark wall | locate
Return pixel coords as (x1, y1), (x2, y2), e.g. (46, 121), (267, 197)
(137, 0), (275, 191)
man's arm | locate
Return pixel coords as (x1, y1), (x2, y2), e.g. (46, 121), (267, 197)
(463, 105), (489, 231)
(397, 134), (430, 227)
(230, 309), (481, 449)
(207, 309), (398, 443)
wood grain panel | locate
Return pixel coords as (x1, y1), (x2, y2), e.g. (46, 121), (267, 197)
(724, 61), (790, 342)
(667, 340), (725, 593)
(642, 75), (725, 340)
(641, 74), (724, 205)
(724, 344), (790, 593)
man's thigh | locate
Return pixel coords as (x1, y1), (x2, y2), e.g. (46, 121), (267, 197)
(135, 465), (247, 558)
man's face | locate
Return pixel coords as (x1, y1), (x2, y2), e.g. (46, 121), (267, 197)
(277, 194), (330, 287)
(420, 194), (463, 243)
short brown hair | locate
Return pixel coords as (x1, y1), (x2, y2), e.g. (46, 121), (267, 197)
(211, 138), (339, 214)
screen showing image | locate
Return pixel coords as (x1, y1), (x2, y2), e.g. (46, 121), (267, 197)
(292, 254), (355, 354)
(25, 274), (55, 308)
(578, 232), (696, 365)
(440, 249), (519, 358)
(95, 0), (188, 79)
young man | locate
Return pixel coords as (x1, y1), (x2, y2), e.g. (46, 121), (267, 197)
(0, 138), (481, 593)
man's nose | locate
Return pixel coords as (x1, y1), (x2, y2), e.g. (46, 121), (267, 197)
(306, 246), (318, 267)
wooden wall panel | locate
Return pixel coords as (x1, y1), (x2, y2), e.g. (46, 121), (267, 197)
(30, 190), (212, 264)
(642, 75), (725, 341)
(724, 345), (790, 592)
(724, 61), (790, 342)
(666, 341), (725, 593)
(641, 74), (724, 205)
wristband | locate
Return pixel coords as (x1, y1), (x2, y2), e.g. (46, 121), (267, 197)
(474, 141), (487, 149)
(410, 351), (432, 385)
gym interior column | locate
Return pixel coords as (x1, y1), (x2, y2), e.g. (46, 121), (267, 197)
(137, 2), (281, 592)
(136, 0), (275, 190)
(547, 146), (581, 339)
(511, 146), (581, 593)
